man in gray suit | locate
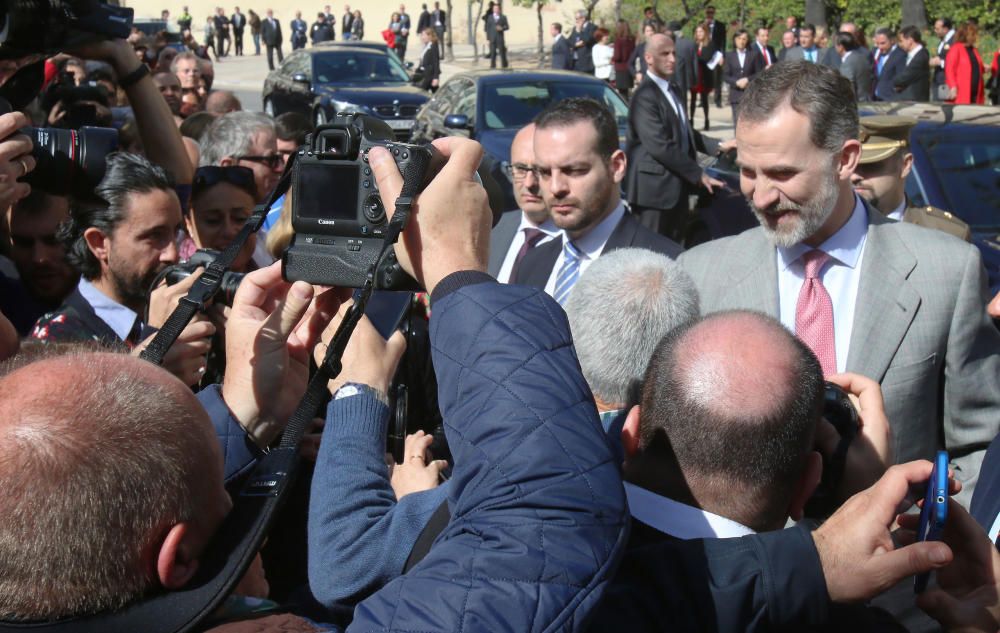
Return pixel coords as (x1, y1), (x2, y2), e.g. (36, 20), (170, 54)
(488, 124), (558, 282)
(666, 21), (697, 114)
(550, 22), (571, 70)
(782, 24), (821, 63)
(679, 62), (1000, 507)
(836, 31), (872, 101)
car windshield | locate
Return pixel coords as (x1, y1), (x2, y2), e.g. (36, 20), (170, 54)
(481, 81), (629, 130)
(313, 52), (410, 84)
(911, 126), (1000, 232)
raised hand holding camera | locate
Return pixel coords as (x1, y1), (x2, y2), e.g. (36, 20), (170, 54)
(0, 110), (35, 208)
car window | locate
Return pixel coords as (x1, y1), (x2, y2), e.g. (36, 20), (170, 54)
(313, 52), (410, 84)
(453, 81), (476, 122)
(481, 81), (628, 130)
(913, 126), (1000, 232)
(285, 53), (311, 78)
(430, 80), (464, 114)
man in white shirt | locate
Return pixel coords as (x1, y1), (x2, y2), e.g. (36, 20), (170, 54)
(488, 124), (559, 283)
(513, 97), (683, 300)
(930, 18), (956, 96)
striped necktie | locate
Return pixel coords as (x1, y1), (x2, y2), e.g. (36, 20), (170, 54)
(554, 239), (583, 306)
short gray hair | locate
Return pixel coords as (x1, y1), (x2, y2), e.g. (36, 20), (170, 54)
(199, 111), (276, 166)
(565, 248), (699, 407)
(170, 50), (201, 74)
(737, 61), (858, 154)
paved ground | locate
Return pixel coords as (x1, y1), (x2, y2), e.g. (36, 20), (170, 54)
(212, 42), (737, 141)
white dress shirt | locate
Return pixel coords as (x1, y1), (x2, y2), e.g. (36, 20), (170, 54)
(77, 278), (142, 342)
(777, 195), (869, 374)
(938, 29), (955, 67)
(906, 44), (925, 66)
(496, 214), (560, 283)
(886, 199), (907, 222)
(624, 482), (756, 539)
(543, 200), (626, 297)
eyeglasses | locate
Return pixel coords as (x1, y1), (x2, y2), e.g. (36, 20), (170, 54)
(504, 162), (538, 181)
(235, 154), (284, 169)
(193, 165), (258, 198)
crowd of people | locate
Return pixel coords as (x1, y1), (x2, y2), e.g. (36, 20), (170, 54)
(1, 5), (1000, 633)
(550, 6), (1000, 109)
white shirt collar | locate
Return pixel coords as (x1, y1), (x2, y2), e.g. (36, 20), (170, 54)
(569, 200), (626, 260)
(554, 32), (563, 42)
(517, 212), (559, 236)
(945, 29), (956, 42)
(907, 44), (924, 61)
(778, 194), (869, 273)
(886, 198), (907, 222)
(77, 278), (141, 342)
(624, 482), (756, 539)
(841, 49), (852, 62)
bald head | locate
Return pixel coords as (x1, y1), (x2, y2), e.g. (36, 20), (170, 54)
(633, 310), (824, 531)
(204, 90), (242, 115)
(645, 33), (676, 79)
(0, 351), (226, 619)
(510, 124), (547, 223)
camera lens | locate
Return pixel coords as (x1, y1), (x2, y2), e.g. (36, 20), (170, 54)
(363, 192), (386, 224)
(25, 125), (119, 198)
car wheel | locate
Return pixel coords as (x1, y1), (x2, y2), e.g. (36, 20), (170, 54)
(263, 98), (276, 118)
(314, 107), (327, 127)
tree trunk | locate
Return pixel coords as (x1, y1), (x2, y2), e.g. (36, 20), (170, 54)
(472, 0), (486, 63)
(537, 1), (545, 68)
(614, 0), (623, 23)
(901, 0), (928, 30)
(446, 0), (454, 61)
(804, 0), (828, 29)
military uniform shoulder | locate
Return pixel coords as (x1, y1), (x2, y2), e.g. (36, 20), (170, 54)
(903, 204), (972, 242)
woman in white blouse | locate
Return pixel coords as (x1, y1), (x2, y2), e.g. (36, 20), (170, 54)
(592, 28), (613, 82)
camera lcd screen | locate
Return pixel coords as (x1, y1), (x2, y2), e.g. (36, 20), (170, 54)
(296, 163), (360, 221)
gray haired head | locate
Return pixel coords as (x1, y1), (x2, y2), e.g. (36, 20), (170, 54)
(198, 111), (276, 166)
(565, 248), (700, 407)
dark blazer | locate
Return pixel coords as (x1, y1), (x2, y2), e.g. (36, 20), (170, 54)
(723, 48), (764, 104)
(230, 12), (246, 33)
(415, 43), (440, 91)
(485, 13), (508, 44)
(971, 432), (1000, 536)
(513, 212), (684, 289)
(416, 9), (431, 33)
(840, 49), (873, 101)
(706, 19), (726, 52)
(261, 17), (283, 45)
(570, 21), (597, 73)
(933, 32), (955, 87)
(625, 77), (718, 210)
(894, 47), (931, 101)
(672, 34), (698, 92)
(628, 41), (648, 76)
(753, 41), (776, 66)
(874, 45), (907, 101)
(552, 33), (571, 70)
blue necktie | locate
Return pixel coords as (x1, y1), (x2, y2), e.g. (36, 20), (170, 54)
(554, 239), (582, 305)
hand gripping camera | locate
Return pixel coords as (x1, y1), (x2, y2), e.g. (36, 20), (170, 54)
(283, 112), (503, 289)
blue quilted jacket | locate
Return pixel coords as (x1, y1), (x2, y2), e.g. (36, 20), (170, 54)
(345, 271), (629, 633)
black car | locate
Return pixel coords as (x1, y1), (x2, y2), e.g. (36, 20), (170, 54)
(262, 42), (429, 141)
(410, 69), (630, 209)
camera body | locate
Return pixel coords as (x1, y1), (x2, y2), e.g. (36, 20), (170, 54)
(162, 249), (244, 307)
(283, 113), (445, 289)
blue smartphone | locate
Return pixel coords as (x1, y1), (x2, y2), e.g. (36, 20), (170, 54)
(914, 450), (949, 593)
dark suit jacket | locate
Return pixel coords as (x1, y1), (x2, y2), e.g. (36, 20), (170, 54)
(874, 46), (907, 101)
(894, 47), (931, 101)
(261, 17), (283, 45)
(934, 33), (955, 86)
(552, 34), (571, 70)
(485, 13), (508, 44)
(723, 48), (764, 104)
(570, 22), (597, 73)
(672, 35), (698, 92)
(415, 44), (440, 91)
(971, 432), (1000, 536)
(625, 78), (718, 210)
(753, 41), (776, 66)
(231, 12), (246, 33)
(841, 49), (873, 101)
(417, 10), (431, 33)
(513, 211), (683, 289)
(707, 19), (726, 52)
(628, 41), (647, 76)
(487, 209), (521, 277)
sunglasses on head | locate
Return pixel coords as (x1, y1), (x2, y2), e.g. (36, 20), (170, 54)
(235, 154), (284, 169)
(193, 165), (258, 199)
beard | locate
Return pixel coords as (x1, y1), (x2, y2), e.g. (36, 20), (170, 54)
(749, 171), (839, 248)
(107, 257), (164, 311)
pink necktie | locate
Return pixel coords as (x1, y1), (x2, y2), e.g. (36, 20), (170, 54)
(796, 250), (837, 376)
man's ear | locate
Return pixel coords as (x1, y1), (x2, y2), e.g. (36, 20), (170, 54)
(900, 151), (914, 180)
(788, 450), (823, 521)
(83, 227), (111, 268)
(156, 522), (201, 589)
(219, 156), (237, 167)
(837, 139), (862, 181)
(621, 404), (642, 459)
(610, 148), (628, 184)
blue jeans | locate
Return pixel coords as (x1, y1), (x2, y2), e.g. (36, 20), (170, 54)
(252, 32), (261, 54)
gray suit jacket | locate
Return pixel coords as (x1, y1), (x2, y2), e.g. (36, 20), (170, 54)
(488, 209), (522, 278)
(678, 211), (1000, 506)
(840, 50), (873, 101)
(782, 46), (820, 64)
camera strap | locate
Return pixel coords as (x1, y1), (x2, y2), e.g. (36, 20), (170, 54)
(0, 151), (431, 633)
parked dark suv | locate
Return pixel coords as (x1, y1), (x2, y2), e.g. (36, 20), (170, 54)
(262, 42), (429, 141)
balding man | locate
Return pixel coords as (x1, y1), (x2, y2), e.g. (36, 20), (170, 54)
(204, 90), (243, 115)
(625, 33), (726, 242)
(488, 124), (559, 283)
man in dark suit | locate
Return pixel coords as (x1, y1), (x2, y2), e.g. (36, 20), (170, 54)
(431, 1), (446, 56)
(569, 10), (597, 73)
(705, 5), (726, 107)
(485, 3), (509, 69)
(261, 9), (284, 70)
(836, 31), (873, 101)
(930, 18), (956, 99)
(624, 34), (726, 242)
(488, 125), (559, 282)
(666, 21), (697, 114)
(395, 5), (412, 62)
(416, 3), (431, 34)
(231, 7), (247, 56)
(514, 97), (683, 299)
(894, 26), (930, 101)
(754, 26), (776, 67)
(724, 30), (765, 120)
(550, 22), (571, 70)
(872, 27), (906, 101)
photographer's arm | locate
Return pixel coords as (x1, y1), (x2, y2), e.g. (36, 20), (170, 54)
(0, 111), (35, 209)
(72, 39), (193, 185)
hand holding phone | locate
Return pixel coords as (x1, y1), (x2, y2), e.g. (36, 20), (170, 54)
(914, 450), (949, 593)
